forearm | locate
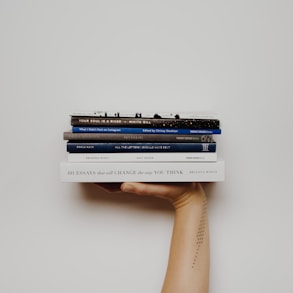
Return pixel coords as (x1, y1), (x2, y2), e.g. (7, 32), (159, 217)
(161, 193), (210, 293)
(117, 182), (210, 292)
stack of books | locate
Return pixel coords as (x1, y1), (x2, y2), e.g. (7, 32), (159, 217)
(60, 111), (225, 182)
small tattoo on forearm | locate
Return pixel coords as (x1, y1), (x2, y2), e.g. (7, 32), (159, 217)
(192, 197), (207, 268)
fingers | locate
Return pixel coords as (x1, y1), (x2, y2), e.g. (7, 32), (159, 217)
(120, 182), (164, 196)
(120, 182), (195, 199)
(94, 182), (204, 205)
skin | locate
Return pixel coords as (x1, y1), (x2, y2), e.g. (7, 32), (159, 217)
(97, 182), (210, 293)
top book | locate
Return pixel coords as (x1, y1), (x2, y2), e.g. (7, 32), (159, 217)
(70, 111), (220, 129)
(70, 111), (219, 119)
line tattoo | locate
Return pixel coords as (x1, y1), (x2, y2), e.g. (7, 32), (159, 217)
(192, 196), (207, 268)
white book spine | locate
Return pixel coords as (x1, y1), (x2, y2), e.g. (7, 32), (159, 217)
(60, 161), (225, 182)
(67, 152), (217, 163)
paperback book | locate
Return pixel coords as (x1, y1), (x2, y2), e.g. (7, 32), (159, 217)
(72, 126), (222, 135)
(70, 111), (220, 129)
(66, 141), (217, 153)
(64, 132), (214, 143)
(71, 111), (219, 119)
(67, 152), (217, 162)
(60, 160), (225, 182)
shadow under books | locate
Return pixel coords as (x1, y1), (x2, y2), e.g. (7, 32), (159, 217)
(77, 182), (174, 213)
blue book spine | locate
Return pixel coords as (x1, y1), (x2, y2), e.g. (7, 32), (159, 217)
(67, 142), (216, 153)
(72, 126), (221, 135)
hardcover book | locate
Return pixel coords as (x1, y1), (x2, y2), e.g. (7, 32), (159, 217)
(60, 160), (225, 182)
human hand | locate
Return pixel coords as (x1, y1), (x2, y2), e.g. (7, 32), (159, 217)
(95, 182), (206, 210)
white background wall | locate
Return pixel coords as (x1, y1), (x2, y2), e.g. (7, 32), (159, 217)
(1, 1), (293, 292)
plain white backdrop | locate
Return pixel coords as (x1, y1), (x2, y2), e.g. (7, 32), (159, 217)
(1, 1), (293, 292)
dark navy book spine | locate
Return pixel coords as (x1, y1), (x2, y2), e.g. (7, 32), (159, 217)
(72, 126), (221, 135)
(66, 142), (216, 153)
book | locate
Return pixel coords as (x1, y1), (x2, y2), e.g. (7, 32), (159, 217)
(70, 112), (220, 129)
(60, 160), (225, 182)
(66, 141), (217, 153)
(63, 132), (214, 143)
(71, 111), (219, 119)
(67, 152), (217, 162)
(71, 117), (220, 129)
(72, 126), (222, 135)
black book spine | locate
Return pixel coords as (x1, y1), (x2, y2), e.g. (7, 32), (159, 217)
(70, 117), (220, 129)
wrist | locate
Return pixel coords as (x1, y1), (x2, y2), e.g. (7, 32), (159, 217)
(172, 186), (206, 210)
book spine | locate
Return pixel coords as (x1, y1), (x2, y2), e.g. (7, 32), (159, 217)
(70, 117), (220, 129)
(60, 160), (225, 182)
(67, 152), (217, 162)
(70, 111), (219, 119)
(66, 142), (217, 153)
(63, 132), (214, 143)
(72, 126), (222, 135)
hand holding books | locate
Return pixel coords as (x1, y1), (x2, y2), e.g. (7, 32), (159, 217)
(96, 182), (205, 208)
